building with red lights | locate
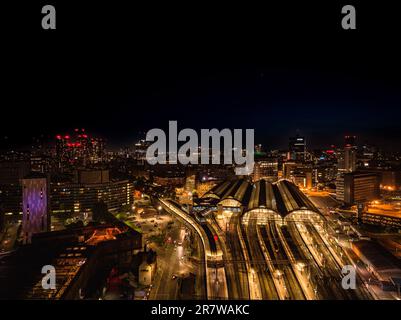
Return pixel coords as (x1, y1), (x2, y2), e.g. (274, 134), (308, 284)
(55, 129), (105, 169)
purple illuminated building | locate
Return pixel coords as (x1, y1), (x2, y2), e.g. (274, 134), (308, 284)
(22, 172), (50, 243)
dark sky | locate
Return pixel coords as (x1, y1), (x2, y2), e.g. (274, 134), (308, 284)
(2, 2), (401, 151)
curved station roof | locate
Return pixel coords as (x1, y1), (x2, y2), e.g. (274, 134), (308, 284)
(202, 179), (320, 218)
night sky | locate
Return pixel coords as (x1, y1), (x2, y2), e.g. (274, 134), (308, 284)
(2, 2), (400, 151)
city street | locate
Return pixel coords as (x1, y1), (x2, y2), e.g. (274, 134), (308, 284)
(149, 225), (194, 299)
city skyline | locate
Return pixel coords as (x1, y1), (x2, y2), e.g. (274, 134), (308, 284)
(1, 1), (401, 304)
(3, 5), (401, 151)
(1, 125), (401, 154)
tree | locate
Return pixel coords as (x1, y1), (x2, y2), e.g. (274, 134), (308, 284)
(121, 204), (132, 212)
(116, 212), (128, 220)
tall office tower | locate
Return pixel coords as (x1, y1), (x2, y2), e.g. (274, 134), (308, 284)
(338, 135), (357, 173)
(345, 147), (356, 172)
(288, 135), (306, 162)
(133, 139), (151, 164)
(21, 173), (50, 243)
(344, 135), (356, 147)
(337, 148), (356, 173)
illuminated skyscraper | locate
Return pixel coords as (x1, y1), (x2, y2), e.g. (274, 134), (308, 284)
(344, 135), (356, 147)
(338, 135), (357, 173)
(55, 129), (105, 169)
(21, 173), (50, 243)
(288, 135), (306, 162)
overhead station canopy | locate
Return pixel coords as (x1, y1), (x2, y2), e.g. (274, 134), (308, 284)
(203, 179), (253, 205)
(201, 178), (320, 218)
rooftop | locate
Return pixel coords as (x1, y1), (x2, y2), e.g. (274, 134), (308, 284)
(0, 224), (141, 299)
(201, 178), (319, 218)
